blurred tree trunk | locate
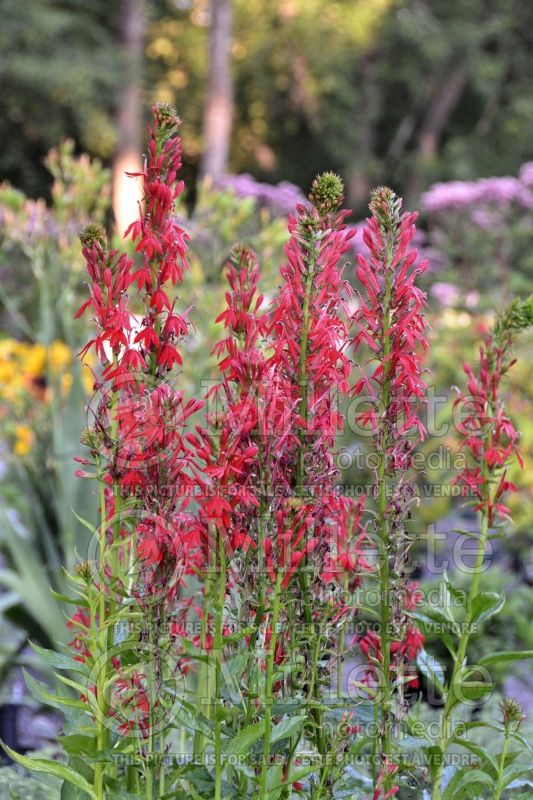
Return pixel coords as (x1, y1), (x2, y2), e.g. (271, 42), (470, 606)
(346, 55), (380, 213)
(112, 0), (145, 236)
(406, 59), (469, 202)
(200, 0), (234, 178)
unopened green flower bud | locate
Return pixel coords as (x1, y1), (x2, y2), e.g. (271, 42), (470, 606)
(153, 103), (181, 142)
(229, 243), (256, 271)
(369, 186), (403, 234)
(79, 223), (106, 249)
(494, 295), (533, 345)
(74, 560), (94, 583)
(500, 697), (525, 731)
(309, 172), (344, 214)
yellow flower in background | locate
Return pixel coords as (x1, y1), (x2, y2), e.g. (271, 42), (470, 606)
(60, 372), (73, 396)
(0, 341), (26, 402)
(0, 339), (17, 359)
(0, 338), (96, 458)
(19, 342), (46, 376)
(13, 424), (34, 457)
(0, 358), (17, 385)
(0, 337), (94, 411)
(439, 309), (472, 329)
(47, 340), (72, 376)
(80, 351), (97, 395)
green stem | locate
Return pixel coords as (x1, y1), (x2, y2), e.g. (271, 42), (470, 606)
(214, 536), (227, 800)
(376, 252), (393, 786)
(295, 237), (316, 494)
(432, 400), (495, 800)
(145, 611), (159, 800)
(94, 480), (109, 800)
(193, 532), (216, 759)
(337, 574), (349, 700)
(293, 234), (332, 791)
(371, 704), (379, 788)
(431, 504), (490, 800)
(259, 570), (283, 800)
(310, 624), (328, 800)
(159, 730), (166, 797)
(494, 729), (510, 800)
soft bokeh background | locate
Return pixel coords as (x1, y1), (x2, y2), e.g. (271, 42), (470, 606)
(1, 0), (533, 794)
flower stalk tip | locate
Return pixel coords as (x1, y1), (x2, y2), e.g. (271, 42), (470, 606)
(500, 697), (525, 732)
(309, 171), (344, 214)
(78, 223), (106, 249)
(368, 186), (403, 234)
(494, 294), (533, 346)
(152, 102), (181, 142)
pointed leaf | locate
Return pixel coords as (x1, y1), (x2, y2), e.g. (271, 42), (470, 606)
(1, 744), (95, 798)
(479, 650), (533, 668)
(470, 592), (505, 625)
(442, 768), (493, 800)
(225, 721), (264, 756)
(30, 642), (89, 674)
(417, 649), (445, 695)
(271, 715), (306, 744)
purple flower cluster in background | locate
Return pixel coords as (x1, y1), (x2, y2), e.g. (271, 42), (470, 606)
(0, 185), (90, 249)
(214, 173), (306, 216)
(215, 172), (432, 269)
(193, 166), (533, 307)
(422, 164), (533, 215)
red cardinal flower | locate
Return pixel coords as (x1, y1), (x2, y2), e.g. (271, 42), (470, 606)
(452, 298), (533, 524)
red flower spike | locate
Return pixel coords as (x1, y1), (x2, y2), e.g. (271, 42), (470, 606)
(453, 322), (526, 525)
(352, 188), (427, 721)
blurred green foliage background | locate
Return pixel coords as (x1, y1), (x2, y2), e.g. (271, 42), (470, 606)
(2, 0), (533, 213)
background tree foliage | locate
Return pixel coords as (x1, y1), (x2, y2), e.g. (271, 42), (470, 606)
(2, 0), (533, 213)
(0, 0), (119, 196)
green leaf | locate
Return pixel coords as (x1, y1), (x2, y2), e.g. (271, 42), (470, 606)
(478, 649), (533, 668)
(512, 731), (533, 755)
(270, 715), (306, 744)
(271, 699), (305, 716)
(423, 746), (444, 781)
(410, 607), (450, 626)
(59, 734), (97, 757)
(0, 510), (68, 642)
(30, 641), (89, 674)
(178, 766), (214, 796)
(417, 648), (445, 695)
(398, 735), (430, 750)
(502, 764), (533, 787)
(62, 705), (94, 736)
(451, 678), (493, 704)
(224, 720), (264, 756)
(96, 778), (142, 800)
(444, 571), (467, 607)
(408, 610), (456, 655)
(55, 671), (90, 697)
(470, 592), (505, 625)
(174, 638), (210, 664)
(286, 765), (316, 784)
(50, 590), (89, 608)
(24, 669), (89, 713)
(71, 508), (97, 534)
(1, 744), (95, 798)
(223, 626), (255, 644)
(266, 763), (283, 799)
(442, 767), (494, 800)
(0, 591), (20, 614)
(450, 736), (498, 777)
(61, 781), (93, 800)
(173, 700), (214, 739)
